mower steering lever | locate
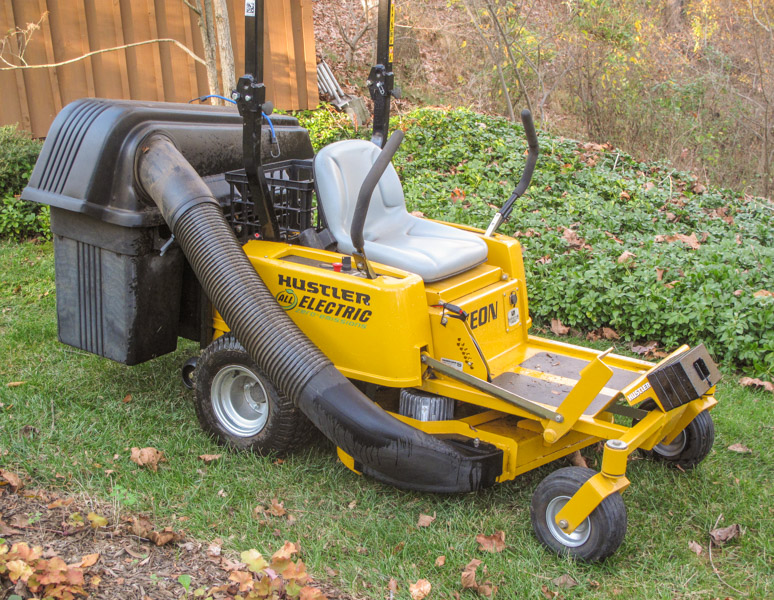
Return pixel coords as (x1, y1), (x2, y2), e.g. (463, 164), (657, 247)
(485, 109), (540, 237)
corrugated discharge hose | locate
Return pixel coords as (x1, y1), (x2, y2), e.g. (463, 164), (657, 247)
(136, 134), (501, 493)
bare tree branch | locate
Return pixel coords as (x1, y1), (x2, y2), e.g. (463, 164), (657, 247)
(0, 38), (205, 71)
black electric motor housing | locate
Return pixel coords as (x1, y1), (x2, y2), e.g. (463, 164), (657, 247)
(22, 99), (314, 365)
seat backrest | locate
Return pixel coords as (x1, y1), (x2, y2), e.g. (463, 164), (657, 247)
(314, 139), (409, 253)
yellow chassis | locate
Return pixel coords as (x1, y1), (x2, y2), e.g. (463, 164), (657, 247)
(212, 222), (718, 536)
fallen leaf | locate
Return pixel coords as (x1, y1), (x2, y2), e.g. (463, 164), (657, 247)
(738, 377), (774, 392)
(602, 327), (620, 340)
(617, 250), (636, 264)
(710, 524), (741, 546)
(541, 584), (557, 599)
(631, 342), (658, 356)
(47, 498), (73, 509)
(217, 489), (227, 498)
(89, 574), (101, 588)
(569, 450), (588, 468)
(271, 541), (298, 561)
(410, 578), (431, 600)
(561, 227), (590, 250)
(654, 233), (701, 250)
(754, 290), (774, 298)
(551, 319), (570, 336)
(733, 289), (743, 297)
(435, 555), (446, 567)
(148, 526), (184, 546)
(727, 443), (752, 454)
(688, 541), (703, 556)
(619, 190), (631, 200)
(269, 498), (286, 517)
(461, 558), (481, 589)
(388, 578), (398, 593)
(476, 531), (505, 553)
(656, 268), (665, 281)
(207, 541), (222, 557)
(692, 182), (706, 194)
(129, 447), (166, 472)
(0, 469), (22, 490)
(130, 516), (154, 538)
(199, 454), (222, 463)
(87, 512), (108, 528)
(78, 553), (100, 568)
(552, 573), (578, 588)
(0, 520), (22, 535)
(5, 381), (26, 388)
(325, 566), (338, 577)
(417, 513), (436, 527)
(122, 394), (132, 403)
(410, 211), (425, 218)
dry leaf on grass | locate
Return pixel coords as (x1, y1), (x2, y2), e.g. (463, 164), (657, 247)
(727, 443), (752, 454)
(410, 578), (431, 600)
(551, 574), (578, 588)
(710, 524), (741, 546)
(688, 541), (703, 555)
(435, 555), (446, 567)
(198, 454), (222, 463)
(551, 319), (570, 336)
(122, 394), (132, 403)
(129, 447), (166, 472)
(86, 512), (108, 528)
(388, 578), (398, 593)
(602, 327), (620, 340)
(476, 531), (505, 553)
(617, 251), (636, 264)
(417, 513), (436, 527)
(541, 584), (558, 599)
(5, 381), (26, 387)
(461, 559), (481, 589)
(753, 289), (773, 298)
(269, 498), (287, 517)
(738, 377), (774, 393)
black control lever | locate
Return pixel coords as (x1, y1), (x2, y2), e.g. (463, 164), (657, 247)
(485, 109), (540, 237)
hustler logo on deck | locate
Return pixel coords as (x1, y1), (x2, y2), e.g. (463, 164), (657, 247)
(276, 275), (372, 328)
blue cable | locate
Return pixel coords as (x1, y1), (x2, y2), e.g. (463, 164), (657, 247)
(188, 94), (237, 105)
(189, 94), (279, 156)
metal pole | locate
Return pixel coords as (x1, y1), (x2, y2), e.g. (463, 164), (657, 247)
(235, 0), (280, 241)
(368, 0), (396, 148)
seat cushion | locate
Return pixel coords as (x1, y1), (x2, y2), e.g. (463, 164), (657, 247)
(315, 139), (487, 282)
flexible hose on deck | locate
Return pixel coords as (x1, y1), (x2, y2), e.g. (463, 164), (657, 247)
(137, 134), (502, 493)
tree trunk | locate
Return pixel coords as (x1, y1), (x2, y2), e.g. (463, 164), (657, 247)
(664, 0), (684, 32)
(212, 0), (236, 97)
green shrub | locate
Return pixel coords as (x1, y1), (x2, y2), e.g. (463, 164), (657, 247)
(0, 124), (47, 240)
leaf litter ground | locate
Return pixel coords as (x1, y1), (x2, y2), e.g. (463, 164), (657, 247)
(0, 485), (357, 600)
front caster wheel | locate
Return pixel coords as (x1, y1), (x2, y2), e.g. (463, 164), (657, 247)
(637, 405), (714, 470)
(193, 334), (311, 455)
(530, 467), (627, 562)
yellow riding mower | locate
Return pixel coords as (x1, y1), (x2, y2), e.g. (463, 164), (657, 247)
(22, 1), (720, 562)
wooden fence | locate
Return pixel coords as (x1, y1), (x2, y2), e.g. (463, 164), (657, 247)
(0, 0), (318, 137)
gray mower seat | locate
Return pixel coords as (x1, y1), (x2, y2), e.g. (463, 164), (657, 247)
(314, 139), (487, 282)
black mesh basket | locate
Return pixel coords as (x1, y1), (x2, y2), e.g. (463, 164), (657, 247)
(224, 159), (315, 242)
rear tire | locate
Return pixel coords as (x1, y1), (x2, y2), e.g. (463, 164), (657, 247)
(193, 334), (312, 455)
(637, 406), (714, 470)
(531, 467), (627, 562)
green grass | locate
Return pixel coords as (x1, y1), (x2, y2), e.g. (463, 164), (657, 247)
(1, 240), (772, 599)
